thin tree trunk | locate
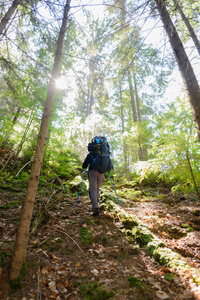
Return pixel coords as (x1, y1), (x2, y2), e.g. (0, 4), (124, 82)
(155, 0), (200, 139)
(120, 83), (125, 133)
(128, 70), (137, 122)
(0, 0), (22, 36)
(12, 106), (22, 123)
(173, 0), (200, 56)
(0, 8), (18, 41)
(186, 150), (200, 200)
(133, 71), (141, 122)
(88, 57), (95, 115)
(10, 0), (71, 282)
(120, 83), (130, 177)
(132, 71), (145, 160)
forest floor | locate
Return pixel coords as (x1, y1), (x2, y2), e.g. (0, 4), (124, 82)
(0, 184), (200, 299)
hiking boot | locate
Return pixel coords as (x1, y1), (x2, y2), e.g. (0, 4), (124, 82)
(93, 208), (99, 218)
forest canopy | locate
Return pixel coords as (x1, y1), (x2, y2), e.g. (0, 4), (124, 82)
(0, 0), (200, 194)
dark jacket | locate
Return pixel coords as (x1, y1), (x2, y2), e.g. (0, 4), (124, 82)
(82, 151), (98, 171)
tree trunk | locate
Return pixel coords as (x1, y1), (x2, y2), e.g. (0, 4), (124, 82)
(120, 83), (125, 133)
(0, 0), (22, 36)
(88, 57), (95, 115)
(9, 0), (71, 281)
(120, 83), (130, 177)
(128, 70), (137, 122)
(173, 0), (200, 56)
(133, 71), (141, 122)
(155, 0), (200, 138)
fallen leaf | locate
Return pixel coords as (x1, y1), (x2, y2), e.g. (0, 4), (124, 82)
(76, 262), (81, 267)
(161, 231), (168, 236)
(41, 267), (48, 275)
(49, 281), (57, 292)
(64, 278), (72, 287)
(155, 290), (169, 299)
(153, 282), (162, 290)
(81, 271), (87, 277)
(91, 269), (99, 276)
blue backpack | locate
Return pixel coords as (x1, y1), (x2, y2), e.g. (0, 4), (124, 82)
(88, 136), (112, 173)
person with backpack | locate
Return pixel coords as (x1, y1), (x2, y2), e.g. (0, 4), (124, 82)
(82, 136), (113, 218)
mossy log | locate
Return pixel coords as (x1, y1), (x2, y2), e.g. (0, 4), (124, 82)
(103, 200), (200, 285)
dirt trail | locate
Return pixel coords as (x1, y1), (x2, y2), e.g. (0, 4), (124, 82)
(0, 189), (200, 299)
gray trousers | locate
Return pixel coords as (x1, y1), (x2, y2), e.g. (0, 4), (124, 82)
(89, 170), (105, 210)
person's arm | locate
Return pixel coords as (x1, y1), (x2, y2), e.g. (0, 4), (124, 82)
(82, 152), (93, 169)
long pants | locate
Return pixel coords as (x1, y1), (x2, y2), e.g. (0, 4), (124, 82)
(89, 170), (105, 210)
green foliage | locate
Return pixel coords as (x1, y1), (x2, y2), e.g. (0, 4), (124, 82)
(164, 273), (174, 282)
(128, 276), (142, 288)
(133, 99), (200, 196)
(68, 175), (88, 194)
(78, 282), (115, 299)
(181, 224), (193, 233)
(102, 236), (108, 245)
(0, 201), (20, 209)
(128, 276), (149, 297)
(80, 227), (92, 244)
(117, 187), (142, 201)
(100, 188), (116, 203)
(49, 150), (80, 180)
(0, 251), (12, 267)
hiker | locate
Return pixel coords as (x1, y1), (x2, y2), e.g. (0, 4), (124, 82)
(82, 136), (113, 217)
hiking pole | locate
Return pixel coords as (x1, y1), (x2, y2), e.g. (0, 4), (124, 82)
(75, 168), (87, 207)
(108, 173), (122, 207)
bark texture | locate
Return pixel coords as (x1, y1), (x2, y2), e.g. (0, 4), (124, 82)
(128, 70), (137, 122)
(0, 0), (22, 36)
(173, 0), (200, 55)
(10, 0), (71, 281)
(155, 0), (200, 138)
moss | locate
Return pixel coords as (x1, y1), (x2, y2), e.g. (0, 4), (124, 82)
(191, 210), (200, 216)
(181, 224), (193, 232)
(104, 199), (200, 285)
(128, 276), (141, 288)
(192, 276), (200, 285)
(102, 236), (108, 245)
(80, 227), (92, 244)
(164, 273), (174, 281)
(147, 239), (165, 255)
(0, 251), (12, 267)
(119, 253), (127, 259)
(128, 276), (149, 296)
(104, 200), (139, 228)
(0, 201), (20, 209)
(131, 225), (153, 245)
(123, 218), (139, 230)
(166, 226), (187, 238)
(78, 282), (115, 299)
(154, 248), (180, 265)
(9, 262), (27, 290)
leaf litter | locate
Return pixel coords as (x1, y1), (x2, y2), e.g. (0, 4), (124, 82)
(0, 187), (200, 299)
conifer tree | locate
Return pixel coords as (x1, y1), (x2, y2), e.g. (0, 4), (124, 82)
(9, 0), (71, 282)
(155, 0), (200, 138)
